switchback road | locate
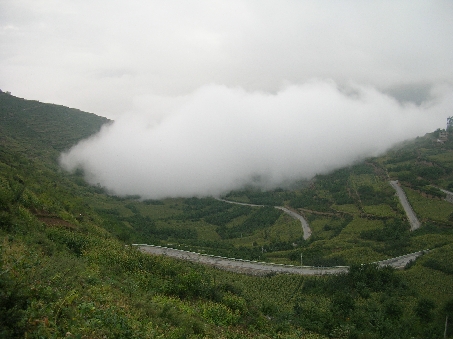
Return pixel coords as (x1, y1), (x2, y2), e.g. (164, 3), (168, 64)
(217, 198), (312, 240)
(136, 244), (346, 275)
(275, 206), (312, 240)
(389, 180), (421, 231)
(135, 244), (427, 276)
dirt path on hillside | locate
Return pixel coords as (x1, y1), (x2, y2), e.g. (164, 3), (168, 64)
(298, 208), (342, 216)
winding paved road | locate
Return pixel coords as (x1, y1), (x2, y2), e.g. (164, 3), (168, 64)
(135, 244), (427, 275)
(389, 180), (421, 231)
(137, 185), (427, 275)
(275, 206), (312, 240)
(217, 198), (312, 240)
(136, 244), (346, 275)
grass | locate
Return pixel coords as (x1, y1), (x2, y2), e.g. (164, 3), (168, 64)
(267, 213), (303, 242)
(223, 210), (288, 247)
(331, 204), (360, 214)
(227, 231), (264, 247)
(138, 200), (184, 219)
(85, 198), (136, 218)
(363, 204), (397, 217)
(409, 234), (453, 251)
(404, 264), (453, 303)
(309, 216), (333, 239)
(329, 246), (387, 265)
(427, 150), (453, 165)
(221, 195), (251, 203)
(337, 217), (384, 239)
(349, 173), (380, 190)
(308, 215), (349, 240)
(265, 249), (298, 264)
(190, 222), (222, 241)
(211, 270), (306, 315)
(404, 188), (453, 222)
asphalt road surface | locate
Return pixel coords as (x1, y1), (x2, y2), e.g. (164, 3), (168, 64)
(138, 186), (426, 275)
(135, 244), (426, 276)
(217, 198), (312, 240)
(275, 206), (312, 240)
(389, 180), (421, 231)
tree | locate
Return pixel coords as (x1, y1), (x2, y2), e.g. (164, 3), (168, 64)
(415, 298), (436, 323)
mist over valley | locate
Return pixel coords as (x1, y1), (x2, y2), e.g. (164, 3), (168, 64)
(59, 82), (450, 199)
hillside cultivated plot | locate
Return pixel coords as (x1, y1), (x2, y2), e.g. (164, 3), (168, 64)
(264, 249), (298, 264)
(404, 188), (453, 222)
(419, 243), (453, 275)
(363, 204), (397, 217)
(155, 219), (221, 241)
(349, 173), (380, 189)
(337, 217), (384, 239)
(427, 150), (453, 166)
(410, 233), (453, 251)
(225, 227), (275, 248)
(328, 246), (387, 265)
(90, 201), (136, 218)
(137, 200), (185, 219)
(308, 215), (350, 240)
(212, 269), (307, 314)
(267, 213), (303, 242)
(331, 204), (360, 214)
(404, 264), (453, 302)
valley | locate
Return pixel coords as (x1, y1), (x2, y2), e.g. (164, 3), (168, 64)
(1, 92), (453, 338)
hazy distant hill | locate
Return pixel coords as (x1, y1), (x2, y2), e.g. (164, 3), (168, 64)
(0, 92), (110, 155)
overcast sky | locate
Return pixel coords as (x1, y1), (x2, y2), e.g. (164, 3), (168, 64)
(2, 1), (453, 198)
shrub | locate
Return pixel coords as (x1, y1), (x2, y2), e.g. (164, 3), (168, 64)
(415, 298), (436, 322)
(201, 302), (240, 326)
(0, 250), (30, 337)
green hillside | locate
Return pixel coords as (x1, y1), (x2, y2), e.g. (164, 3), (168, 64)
(1, 92), (453, 338)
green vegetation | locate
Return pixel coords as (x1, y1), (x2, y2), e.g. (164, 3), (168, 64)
(1, 93), (453, 338)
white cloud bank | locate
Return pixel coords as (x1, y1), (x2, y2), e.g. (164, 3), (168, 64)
(60, 81), (451, 199)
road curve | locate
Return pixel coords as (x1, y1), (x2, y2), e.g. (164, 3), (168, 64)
(134, 244), (427, 276)
(136, 244), (346, 275)
(216, 198), (264, 208)
(389, 180), (421, 231)
(217, 198), (312, 240)
(275, 206), (312, 240)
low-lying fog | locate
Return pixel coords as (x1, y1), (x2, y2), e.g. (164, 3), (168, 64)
(60, 81), (451, 199)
